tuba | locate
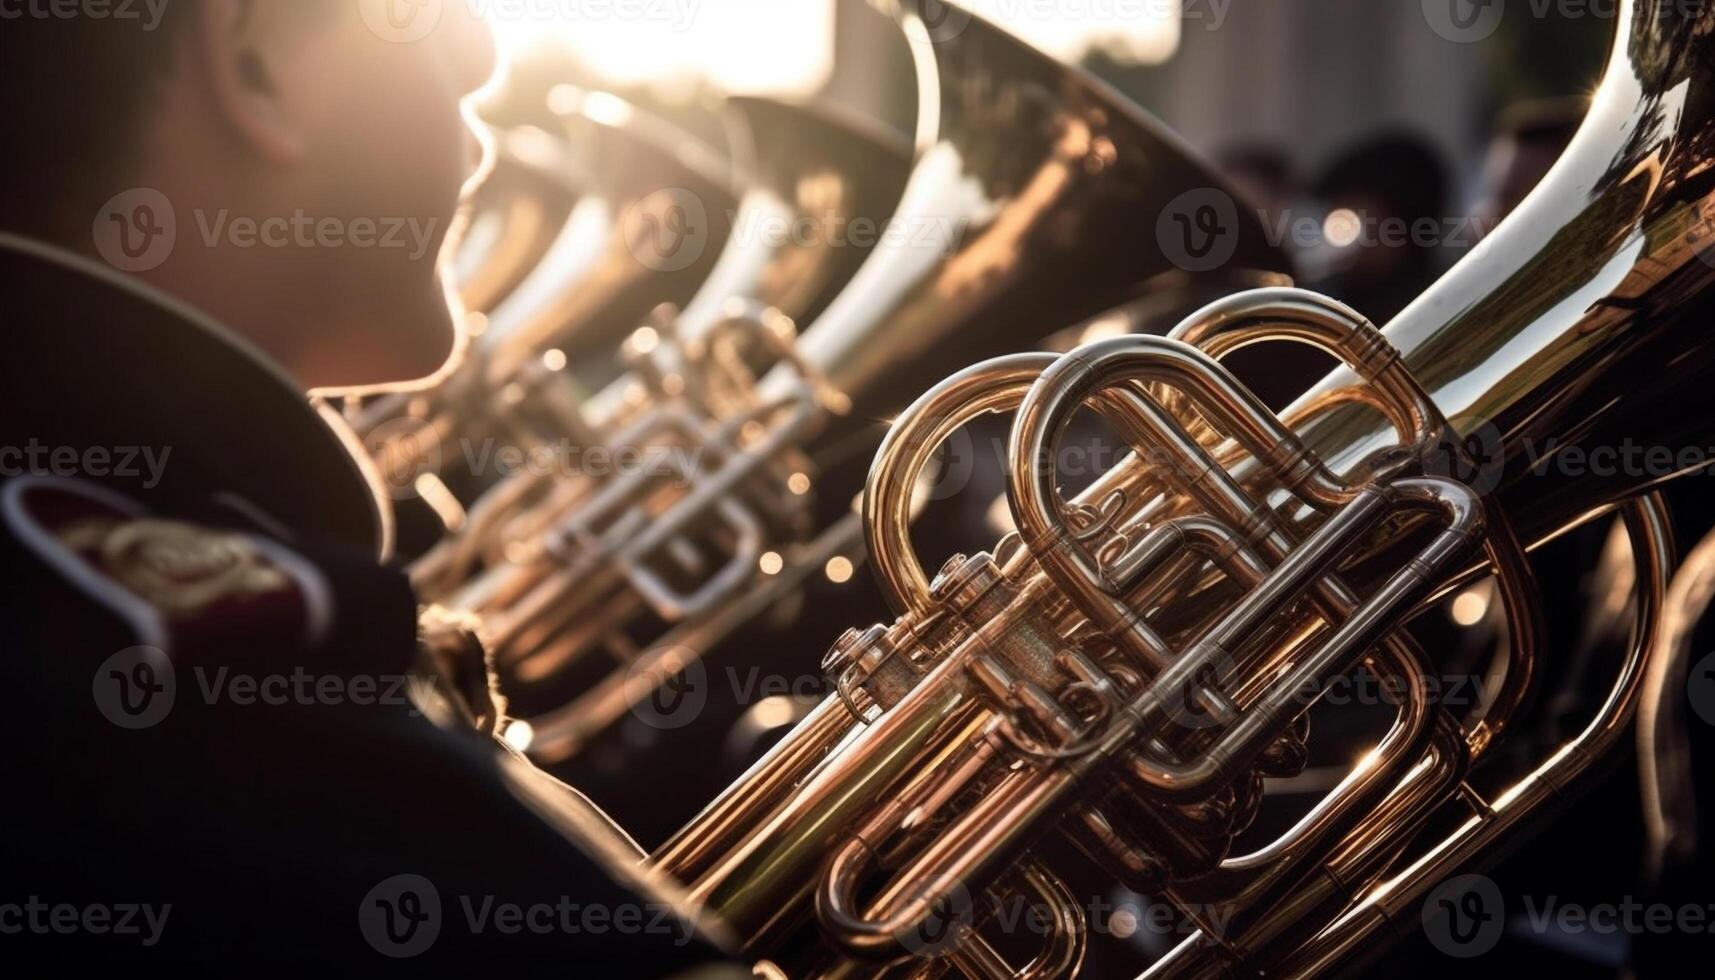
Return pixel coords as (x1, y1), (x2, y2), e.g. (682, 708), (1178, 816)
(334, 91), (742, 516)
(648, 1), (1715, 976)
(453, 124), (591, 320)
(424, 0), (1292, 763)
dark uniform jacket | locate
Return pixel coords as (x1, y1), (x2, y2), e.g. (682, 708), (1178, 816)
(0, 236), (742, 977)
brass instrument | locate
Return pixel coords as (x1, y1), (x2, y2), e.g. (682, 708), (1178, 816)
(423, 0), (1291, 763)
(406, 92), (919, 757)
(338, 92), (741, 505)
(645, 1), (1715, 976)
(453, 125), (590, 319)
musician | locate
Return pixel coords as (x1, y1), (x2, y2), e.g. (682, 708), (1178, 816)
(0, 4), (741, 974)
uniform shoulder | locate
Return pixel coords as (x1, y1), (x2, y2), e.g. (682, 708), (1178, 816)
(2, 475), (333, 654)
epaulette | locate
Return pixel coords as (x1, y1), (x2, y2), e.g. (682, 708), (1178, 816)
(3, 475), (332, 656)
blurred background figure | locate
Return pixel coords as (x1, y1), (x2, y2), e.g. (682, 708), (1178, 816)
(1212, 142), (1298, 231)
(1470, 97), (1590, 236)
(1304, 130), (1452, 324)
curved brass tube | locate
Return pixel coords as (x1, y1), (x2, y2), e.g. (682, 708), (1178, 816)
(1639, 520), (1715, 876)
(1269, 493), (1673, 978)
(650, 3), (1715, 976)
(864, 353), (1059, 617)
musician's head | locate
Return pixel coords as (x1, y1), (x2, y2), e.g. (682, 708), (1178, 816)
(0, 0), (498, 390)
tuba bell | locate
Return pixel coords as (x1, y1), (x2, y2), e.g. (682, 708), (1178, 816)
(648, 1), (1715, 977)
(329, 91), (742, 517)
(453, 124), (591, 320)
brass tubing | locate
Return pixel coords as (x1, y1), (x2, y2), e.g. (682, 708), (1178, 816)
(1165, 288), (1437, 452)
(1462, 503), (1543, 758)
(1268, 492), (1672, 978)
(1198, 637), (1439, 893)
(1117, 480), (1482, 800)
(1639, 521), (1715, 875)
(1009, 335), (1366, 536)
(1167, 289), (1545, 759)
(651, 696), (858, 881)
(864, 353), (1170, 618)
(687, 651), (990, 943)
(865, 354), (1058, 616)
(818, 763), (1086, 960)
(1070, 804), (1167, 892)
(1143, 715), (1471, 979)
(943, 862), (1088, 980)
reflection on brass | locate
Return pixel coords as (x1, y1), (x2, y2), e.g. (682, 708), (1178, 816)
(644, 2), (1715, 977)
(330, 0), (1292, 769)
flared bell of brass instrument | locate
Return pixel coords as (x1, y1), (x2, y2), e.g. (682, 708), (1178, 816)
(332, 93), (743, 521)
(674, 94), (917, 340)
(1293, 2), (1715, 541)
(452, 125), (590, 318)
(478, 88), (742, 385)
(436, 0), (1297, 765)
(780, 0), (1292, 424)
(650, 2), (1715, 977)
(405, 93), (920, 756)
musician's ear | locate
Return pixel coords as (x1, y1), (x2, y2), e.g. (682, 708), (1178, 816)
(191, 0), (311, 166)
